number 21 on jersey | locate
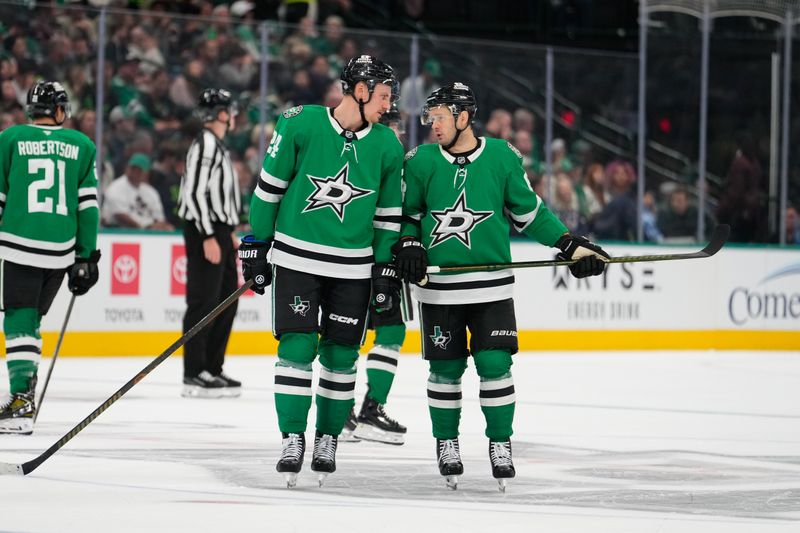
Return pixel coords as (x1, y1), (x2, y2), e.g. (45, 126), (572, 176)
(28, 158), (67, 216)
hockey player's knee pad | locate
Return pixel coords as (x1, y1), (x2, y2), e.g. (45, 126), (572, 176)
(428, 358), (468, 383)
(277, 332), (319, 367)
(473, 349), (513, 380)
(374, 323), (406, 348)
(318, 338), (359, 372)
(3, 307), (40, 339)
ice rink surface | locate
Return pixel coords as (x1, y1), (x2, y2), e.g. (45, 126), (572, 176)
(1, 350), (799, 533)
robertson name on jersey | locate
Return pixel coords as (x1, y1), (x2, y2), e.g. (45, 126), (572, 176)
(250, 105), (404, 279)
(0, 124), (99, 269)
(402, 137), (567, 304)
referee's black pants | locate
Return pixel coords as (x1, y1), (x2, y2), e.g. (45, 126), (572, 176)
(182, 222), (238, 378)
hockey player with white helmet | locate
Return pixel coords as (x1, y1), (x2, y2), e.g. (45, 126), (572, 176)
(395, 82), (609, 490)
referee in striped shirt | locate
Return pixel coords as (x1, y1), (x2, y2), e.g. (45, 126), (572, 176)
(178, 88), (242, 398)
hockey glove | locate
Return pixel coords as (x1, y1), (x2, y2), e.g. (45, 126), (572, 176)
(68, 249), (101, 296)
(555, 234), (610, 278)
(391, 236), (428, 284)
(238, 235), (272, 294)
(371, 263), (401, 314)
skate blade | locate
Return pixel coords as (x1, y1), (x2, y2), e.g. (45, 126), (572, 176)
(445, 475), (458, 490)
(317, 472), (329, 487)
(0, 419), (33, 435)
(282, 472), (298, 488)
(353, 423), (404, 445)
(181, 385), (224, 399)
(497, 478), (508, 492)
(220, 387), (242, 398)
(338, 429), (362, 443)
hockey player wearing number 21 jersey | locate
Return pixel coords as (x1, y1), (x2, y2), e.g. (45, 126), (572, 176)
(239, 55), (404, 488)
(394, 83), (609, 491)
(0, 82), (100, 435)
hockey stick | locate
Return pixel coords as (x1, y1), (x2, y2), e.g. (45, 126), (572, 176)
(34, 293), (76, 424)
(0, 281), (252, 476)
(425, 224), (730, 276)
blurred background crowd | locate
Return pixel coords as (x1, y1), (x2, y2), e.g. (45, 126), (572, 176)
(0, 0), (797, 245)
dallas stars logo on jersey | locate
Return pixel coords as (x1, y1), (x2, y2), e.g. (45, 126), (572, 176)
(429, 326), (452, 349)
(303, 163), (374, 222)
(289, 296), (310, 316)
(429, 190), (492, 249)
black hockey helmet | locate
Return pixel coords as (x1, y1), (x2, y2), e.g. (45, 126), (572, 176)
(380, 102), (402, 125)
(421, 82), (477, 126)
(380, 102), (404, 134)
(26, 81), (71, 122)
(195, 88), (238, 122)
(340, 55), (396, 96)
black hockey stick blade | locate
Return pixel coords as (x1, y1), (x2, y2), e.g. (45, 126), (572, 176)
(0, 280), (253, 477)
(426, 224), (730, 275)
(35, 293), (77, 423)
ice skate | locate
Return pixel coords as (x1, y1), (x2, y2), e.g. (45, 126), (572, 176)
(353, 395), (406, 445)
(0, 390), (35, 435)
(276, 433), (305, 488)
(338, 408), (361, 442)
(214, 372), (242, 398)
(311, 431), (338, 487)
(436, 438), (463, 490)
(181, 371), (225, 399)
(489, 440), (515, 492)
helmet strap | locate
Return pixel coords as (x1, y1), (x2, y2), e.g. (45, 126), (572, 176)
(350, 86), (372, 129)
(445, 111), (470, 151)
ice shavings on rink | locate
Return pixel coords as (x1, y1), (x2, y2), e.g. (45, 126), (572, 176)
(0, 351), (798, 533)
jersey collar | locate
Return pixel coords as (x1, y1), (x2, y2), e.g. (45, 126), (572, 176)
(327, 108), (373, 140)
(439, 137), (486, 165)
(29, 124), (63, 130)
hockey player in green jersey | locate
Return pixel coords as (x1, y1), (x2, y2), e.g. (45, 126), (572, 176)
(394, 83), (609, 490)
(344, 97), (409, 445)
(0, 81), (100, 435)
(238, 55), (404, 487)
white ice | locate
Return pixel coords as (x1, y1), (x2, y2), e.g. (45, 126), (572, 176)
(1, 351), (799, 533)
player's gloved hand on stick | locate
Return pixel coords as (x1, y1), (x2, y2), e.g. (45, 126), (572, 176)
(238, 235), (272, 294)
(555, 234), (610, 278)
(371, 263), (401, 313)
(68, 249), (101, 296)
(391, 236), (428, 284)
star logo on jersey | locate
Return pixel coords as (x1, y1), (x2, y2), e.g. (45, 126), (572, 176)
(303, 163), (374, 222)
(429, 326), (452, 350)
(428, 190), (492, 249)
(289, 296), (310, 316)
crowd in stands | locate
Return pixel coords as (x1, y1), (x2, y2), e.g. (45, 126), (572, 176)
(0, 0), (794, 244)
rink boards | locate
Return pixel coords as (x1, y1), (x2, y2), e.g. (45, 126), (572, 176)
(12, 232), (800, 354)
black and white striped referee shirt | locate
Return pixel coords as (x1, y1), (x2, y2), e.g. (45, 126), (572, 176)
(178, 128), (240, 235)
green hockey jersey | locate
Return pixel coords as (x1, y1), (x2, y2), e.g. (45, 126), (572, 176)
(0, 124), (99, 269)
(401, 137), (568, 304)
(250, 105), (404, 279)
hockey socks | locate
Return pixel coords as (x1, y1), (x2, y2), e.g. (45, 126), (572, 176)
(365, 344), (399, 404)
(474, 349), (516, 441)
(427, 372), (463, 439)
(316, 340), (357, 435)
(4, 308), (42, 395)
(274, 361), (313, 434)
(365, 324), (404, 404)
(480, 374), (516, 441)
(315, 366), (356, 435)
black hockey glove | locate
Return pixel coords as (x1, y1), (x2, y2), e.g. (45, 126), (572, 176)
(68, 249), (101, 296)
(238, 235), (272, 294)
(391, 236), (428, 284)
(555, 234), (610, 278)
(371, 263), (401, 314)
